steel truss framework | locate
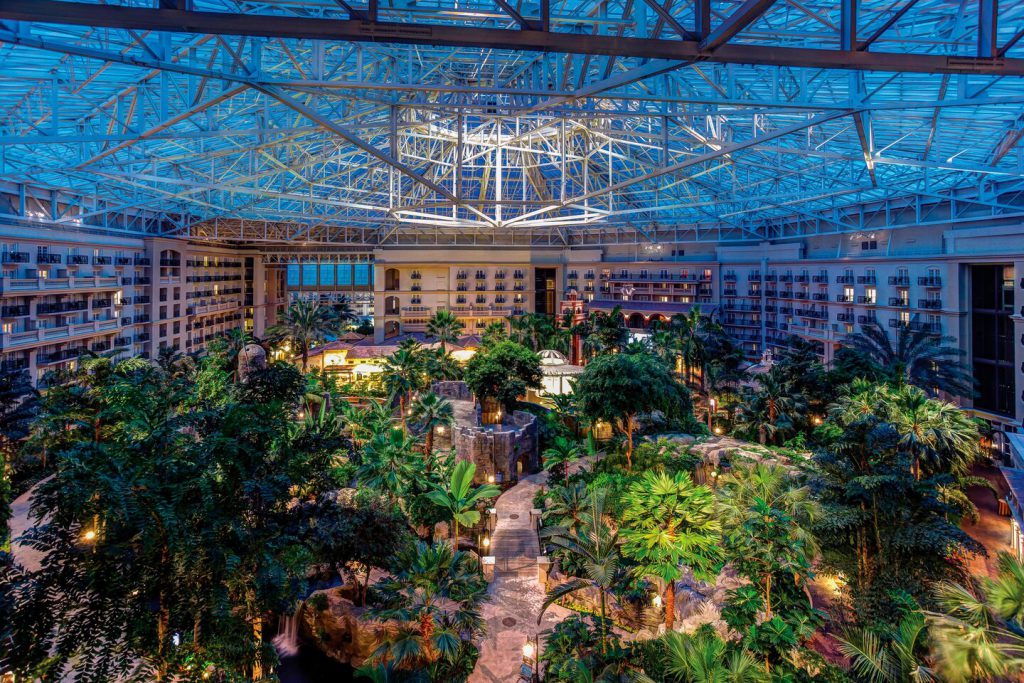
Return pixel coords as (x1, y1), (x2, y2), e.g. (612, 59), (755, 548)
(0, 0), (1023, 246)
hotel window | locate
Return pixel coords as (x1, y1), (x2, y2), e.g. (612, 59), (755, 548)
(844, 286), (854, 301)
(865, 287), (876, 304)
(899, 311), (910, 325)
(703, 269), (712, 279)
(898, 290), (909, 305)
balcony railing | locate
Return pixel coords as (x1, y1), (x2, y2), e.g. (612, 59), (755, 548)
(889, 275), (911, 286)
(918, 276), (942, 287)
(919, 299), (942, 309)
(0, 318), (119, 351)
(888, 297), (909, 307)
(1, 252), (29, 264)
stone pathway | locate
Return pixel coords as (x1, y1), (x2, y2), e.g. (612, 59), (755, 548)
(471, 472), (569, 683)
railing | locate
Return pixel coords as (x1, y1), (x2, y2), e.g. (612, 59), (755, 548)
(0, 318), (119, 351)
(919, 276), (942, 287)
(919, 299), (942, 309)
(888, 275), (911, 286)
(888, 297), (909, 307)
(1, 251), (29, 263)
(0, 275), (120, 294)
(857, 275), (876, 284)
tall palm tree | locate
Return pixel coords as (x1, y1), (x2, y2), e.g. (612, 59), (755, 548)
(409, 392), (455, 459)
(266, 298), (338, 371)
(332, 295), (357, 329)
(843, 318), (974, 398)
(542, 480), (590, 532)
(620, 471), (721, 630)
(357, 427), (422, 503)
(662, 630), (768, 683)
(382, 341), (427, 428)
(539, 490), (622, 652)
(882, 384), (982, 479)
(838, 610), (935, 683)
(735, 369), (806, 445)
(426, 309), (464, 353)
(424, 460), (499, 544)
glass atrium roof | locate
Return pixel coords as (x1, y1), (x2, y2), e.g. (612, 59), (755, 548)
(0, 0), (1022, 245)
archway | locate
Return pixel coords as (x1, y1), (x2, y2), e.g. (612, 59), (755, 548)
(384, 268), (400, 291)
(626, 312), (646, 329)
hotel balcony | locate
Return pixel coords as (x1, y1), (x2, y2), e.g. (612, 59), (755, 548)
(0, 275), (121, 295)
(0, 318), (120, 351)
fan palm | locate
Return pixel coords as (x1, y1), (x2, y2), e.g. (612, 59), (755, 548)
(344, 399), (394, 449)
(718, 462), (821, 559)
(662, 630), (768, 683)
(266, 298), (338, 371)
(842, 318), (974, 397)
(370, 541), (488, 667)
(426, 309), (464, 353)
(424, 460), (499, 543)
(927, 552), (1024, 682)
(542, 480), (590, 532)
(620, 471), (721, 630)
(539, 490), (622, 652)
(409, 392), (455, 459)
(735, 369), (806, 445)
(543, 436), (582, 486)
(382, 341), (428, 428)
(882, 384), (982, 479)
(357, 427), (422, 502)
(838, 610), (935, 683)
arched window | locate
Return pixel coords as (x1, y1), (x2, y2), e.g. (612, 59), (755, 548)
(384, 268), (400, 291)
(384, 296), (400, 315)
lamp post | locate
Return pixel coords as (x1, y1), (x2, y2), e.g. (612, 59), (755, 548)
(523, 634), (542, 682)
(707, 397), (716, 432)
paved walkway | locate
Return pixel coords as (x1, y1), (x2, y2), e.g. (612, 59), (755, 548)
(962, 464), (1012, 580)
(9, 484), (45, 572)
(471, 472), (569, 683)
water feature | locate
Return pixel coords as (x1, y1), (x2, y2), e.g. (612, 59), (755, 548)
(272, 608), (302, 658)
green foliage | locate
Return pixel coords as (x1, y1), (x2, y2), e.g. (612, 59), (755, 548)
(811, 382), (984, 622)
(573, 352), (691, 467)
(266, 298), (340, 370)
(620, 471), (721, 629)
(424, 460), (499, 542)
(1, 353), (353, 681)
(426, 309), (465, 352)
(368, 541), (488, 679)
(540, 614), (628, 682)
(463, 339), (542, 414)
(842, 318), (974, 398)
(357, 427), (423, 502)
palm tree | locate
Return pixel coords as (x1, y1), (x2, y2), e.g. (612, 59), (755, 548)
(718, 462), (821, 559)
(619, 471), (721, 630)
(357, 427), (422, 503)
(927, 552), (1024, 682)
(542, 480), (590, 532)
(266, 298), (338, 371)
(662, 630), (768, 683)
(332, 295), (357, 329)
(542, 436), (582, 486)
(426, 309), (464, 353)
(382, 341), (427, 428)
(882, 384), (982, 479)
(838, 610), (935, 683)
(409, 392), (455, 461)
(735, 369), (805, 445)
(424, 460), (499, 544)
(539, 490), (622, 652)
(0, 365), (37, 545)
(843, 318), (974, 397)
(344, 399), (394, 450)
(370, 541), (488, 667)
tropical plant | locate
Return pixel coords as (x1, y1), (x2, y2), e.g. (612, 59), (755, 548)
(838, 607), (935, 683)
(358, 427), (423, 503)
(409, 392), (455, 460)
(718, 462), (820, 559)
(332, 295), (357, 329)
(812, 383), (983, 620)
(539, 490), (623, 652)
(661, 629), (768, 683)
(842, 318), (974, 397)
(382, 340), (429, 427)
(573, 352), (690, 468)
(369, 541), (488, 675)
(424, 460), (499, 544)
(266, 298), (338, 371)
(543, 436), (582, 486)
(426, 309), (465, 353)
(926, 552), (1024, 682)
(463, 339), (542, 416)
(0, 366), (37, 545)
(734, 368), (806, 445)
(620, 471), (721, 630)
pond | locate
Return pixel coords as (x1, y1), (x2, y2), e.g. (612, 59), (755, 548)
(277, 646), (357, 683)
